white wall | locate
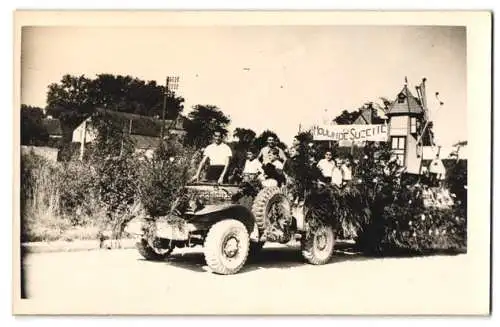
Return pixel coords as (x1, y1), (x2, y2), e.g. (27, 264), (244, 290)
(72, 119), (97, 144)
(389, 116), (408, 136)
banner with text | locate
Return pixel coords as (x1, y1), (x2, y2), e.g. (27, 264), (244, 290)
(309, 123), (389, 142)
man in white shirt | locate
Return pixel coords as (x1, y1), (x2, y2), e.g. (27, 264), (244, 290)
(257, 136), (287, 165)
(191, 130), (233, 184)
(316, 150), (335, 183)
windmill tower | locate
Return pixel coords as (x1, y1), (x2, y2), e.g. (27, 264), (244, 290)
(386, 77), (432, 174)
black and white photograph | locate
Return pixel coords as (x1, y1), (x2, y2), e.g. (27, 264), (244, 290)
(13, 10), (491, 315)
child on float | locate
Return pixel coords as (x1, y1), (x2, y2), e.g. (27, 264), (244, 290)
(261, 148), (286, 188)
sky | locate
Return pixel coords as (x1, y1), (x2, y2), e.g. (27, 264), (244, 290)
(20, 25), (467, 146)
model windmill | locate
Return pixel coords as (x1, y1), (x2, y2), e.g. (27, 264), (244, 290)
(414, 77), (444, 150)
(385, 77), (443, 175)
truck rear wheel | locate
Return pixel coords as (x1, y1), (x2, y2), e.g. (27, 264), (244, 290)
(204, 219), (250, 275)
(301, 225), (336, 265)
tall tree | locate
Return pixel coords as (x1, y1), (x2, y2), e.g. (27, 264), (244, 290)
(229, 128), (257, 171)
(233, 128), (256, 147)
(333, 110), (358, 125)
(20, 105), (49, 146)
(91, 74), (184, 118)
(294, 131), (314, 144)
(184, 105), (231, 149)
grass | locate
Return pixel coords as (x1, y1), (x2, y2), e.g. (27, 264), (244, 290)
(21, 153), (106, 243)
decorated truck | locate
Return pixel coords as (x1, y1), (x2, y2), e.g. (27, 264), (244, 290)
(125, 180), (337, 275)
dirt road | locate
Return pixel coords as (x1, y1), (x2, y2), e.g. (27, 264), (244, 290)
(19, 244), (486, 315)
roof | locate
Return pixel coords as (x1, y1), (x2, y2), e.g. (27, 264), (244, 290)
(350, 111), (364, 124)
(352, 107), (373, 124)
(90, 108), (186, 138)
(42, 118), (63, 135)
(387, 85), (425, 116)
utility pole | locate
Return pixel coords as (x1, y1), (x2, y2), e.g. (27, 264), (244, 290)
(160, 76), (180, 142)
(160, 76), (169, 141)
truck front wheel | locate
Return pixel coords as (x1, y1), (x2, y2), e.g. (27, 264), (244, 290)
(204, 219), (250, 275)
(136, 238), (173, 261)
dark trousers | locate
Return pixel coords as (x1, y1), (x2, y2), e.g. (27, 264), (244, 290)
(206, 165), (225, 182)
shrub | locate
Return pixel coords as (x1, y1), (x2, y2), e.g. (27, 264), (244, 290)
(56, 161), (100, 223)
(137, 137), (198, 218)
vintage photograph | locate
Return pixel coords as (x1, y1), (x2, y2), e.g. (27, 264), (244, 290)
(13, 11), (491, 315)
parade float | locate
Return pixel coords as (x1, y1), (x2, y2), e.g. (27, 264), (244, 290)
(303, 77), (467, 254)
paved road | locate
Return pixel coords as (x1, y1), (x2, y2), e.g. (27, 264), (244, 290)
(20, 244), (484, 315)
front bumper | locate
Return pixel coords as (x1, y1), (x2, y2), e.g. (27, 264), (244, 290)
(125, 217), (197, 241)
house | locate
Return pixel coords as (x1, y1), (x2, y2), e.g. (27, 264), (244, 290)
(41, 116), (63, 139)
(352, 104), (387, 125)
(72, 108), (187, 159)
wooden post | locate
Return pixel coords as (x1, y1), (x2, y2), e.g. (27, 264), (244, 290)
(79, 119), (87, 161)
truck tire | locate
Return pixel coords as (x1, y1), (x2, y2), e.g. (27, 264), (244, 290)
(251, 186), (290, 230)
(204, 219), (250, 275)
(136, 238), (173, 261)
(301, 225), (336, 265)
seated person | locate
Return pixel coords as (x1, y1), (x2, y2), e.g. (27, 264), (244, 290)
(261, 148), (286, 187)
(242, 148), (263, 182)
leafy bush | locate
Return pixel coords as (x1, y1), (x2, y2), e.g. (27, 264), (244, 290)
(137, 136), (199, 218)
(56, 161), (99, 223)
